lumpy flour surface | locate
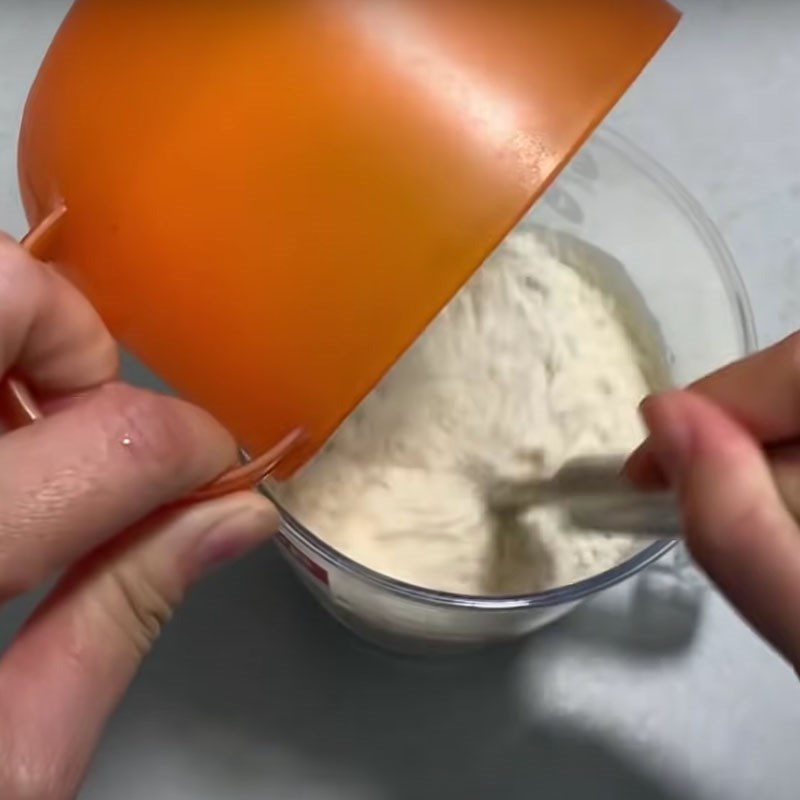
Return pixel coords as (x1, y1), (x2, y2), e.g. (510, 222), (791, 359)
(277, 231), (658, 595)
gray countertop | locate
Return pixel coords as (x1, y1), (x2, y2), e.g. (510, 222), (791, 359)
(1, 2), (799, 798)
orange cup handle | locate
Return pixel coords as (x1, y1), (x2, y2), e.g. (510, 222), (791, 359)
(1, 207), (299, 501)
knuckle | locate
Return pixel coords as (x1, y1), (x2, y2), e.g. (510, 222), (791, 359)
(100, 561), (176, 658)
(0, 750), (60, 800)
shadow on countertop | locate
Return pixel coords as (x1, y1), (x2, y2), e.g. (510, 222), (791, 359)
(76, 541), (705, 800)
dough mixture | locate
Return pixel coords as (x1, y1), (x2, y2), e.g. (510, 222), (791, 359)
(277, 231), (661, 595)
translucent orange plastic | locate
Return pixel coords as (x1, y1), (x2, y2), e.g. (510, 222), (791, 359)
(18, 0), (679, 479)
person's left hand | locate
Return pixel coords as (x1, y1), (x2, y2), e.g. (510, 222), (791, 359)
(0, 233), (278, 799)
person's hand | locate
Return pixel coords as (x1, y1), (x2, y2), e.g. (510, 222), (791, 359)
(0, 234), (279, 799)
(628, 333), (800, 670)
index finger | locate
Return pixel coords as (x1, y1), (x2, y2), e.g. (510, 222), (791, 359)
(688, 332), (800, 443)
(0, 233), (118, 396)
(628, 333), (800, 487)
(642, 391), (800, 667)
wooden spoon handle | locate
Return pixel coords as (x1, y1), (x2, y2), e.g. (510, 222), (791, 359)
(492, 451), (800, 539)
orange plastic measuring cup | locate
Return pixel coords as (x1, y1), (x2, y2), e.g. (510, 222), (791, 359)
(14, 0), (679, 486)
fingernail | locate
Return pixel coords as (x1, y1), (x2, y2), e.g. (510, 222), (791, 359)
(639, 394), (693, 486)
(194, 495), (280, 576)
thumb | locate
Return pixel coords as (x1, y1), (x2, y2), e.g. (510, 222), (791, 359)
(0, 492), (278, 799)
(642, 390), (800, 668)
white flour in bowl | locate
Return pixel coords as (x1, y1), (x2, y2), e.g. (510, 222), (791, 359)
(276, 231), (661, 595)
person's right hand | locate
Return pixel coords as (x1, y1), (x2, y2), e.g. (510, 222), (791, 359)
(0, 233), (279, 799)
(629, 333), (800, 670)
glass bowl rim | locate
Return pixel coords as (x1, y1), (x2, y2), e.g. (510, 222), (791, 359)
(271, 126), (758, 612)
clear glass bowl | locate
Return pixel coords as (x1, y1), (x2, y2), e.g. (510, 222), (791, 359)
(271, 127), (757, 655)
